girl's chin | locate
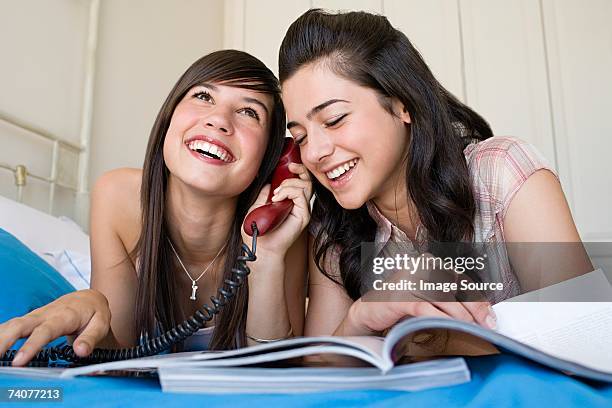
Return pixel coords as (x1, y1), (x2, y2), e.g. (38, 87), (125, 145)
(174, 176), (240, 196)
(334, 192), (367, 210)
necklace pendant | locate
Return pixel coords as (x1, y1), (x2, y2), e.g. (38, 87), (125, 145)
(190, 281), (198, 301)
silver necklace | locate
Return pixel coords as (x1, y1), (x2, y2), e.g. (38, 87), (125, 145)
(168, 238), (227, 301)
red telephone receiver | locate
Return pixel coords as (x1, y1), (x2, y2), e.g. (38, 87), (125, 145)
(243, 138), (302, 236)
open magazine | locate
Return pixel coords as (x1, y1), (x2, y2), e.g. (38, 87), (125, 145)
(3, 336), (473, 392)
(1, 269), (611, 391)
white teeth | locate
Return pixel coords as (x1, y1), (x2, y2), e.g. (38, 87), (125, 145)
(187, 140), (232, 162)
(326, 159), (357, 180)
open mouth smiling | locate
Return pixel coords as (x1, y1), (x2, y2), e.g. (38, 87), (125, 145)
(185, 138), (235, 163)
(323, 158), (358, 187)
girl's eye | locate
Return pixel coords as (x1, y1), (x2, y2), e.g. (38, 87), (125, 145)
(324, 113), (348, 128)
(193, 90), (213, 102)
(294, 135), (307, 146)
(239, 107), (260, 121)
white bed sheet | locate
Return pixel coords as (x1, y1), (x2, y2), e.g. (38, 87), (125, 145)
(0, 195), (90, 289)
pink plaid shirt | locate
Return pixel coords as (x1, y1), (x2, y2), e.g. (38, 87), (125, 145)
(315, 136), (558, 303)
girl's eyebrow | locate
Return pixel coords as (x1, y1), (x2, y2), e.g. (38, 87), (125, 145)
(243, 97), (269, 116)
(287, 99), (349, 130)
(198, 82), (217, 90)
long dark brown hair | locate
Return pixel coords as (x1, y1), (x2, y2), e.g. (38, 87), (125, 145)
(134, 50), (285, 349)
(279, 9), (493, 299)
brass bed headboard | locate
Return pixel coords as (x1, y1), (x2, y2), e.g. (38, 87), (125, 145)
(0, 113), (86, 212)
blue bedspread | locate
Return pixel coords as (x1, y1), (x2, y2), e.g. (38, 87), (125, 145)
(0, 353), (610, 407)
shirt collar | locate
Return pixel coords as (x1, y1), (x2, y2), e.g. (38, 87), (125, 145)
(365, 200), (427, 248)
(366, 201), (393, 243)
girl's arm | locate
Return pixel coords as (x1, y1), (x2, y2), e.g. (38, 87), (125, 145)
(246, 231), (307, 343)
(244, 163), (311, 343)
(303, 234), (353, 337)
(503, 169), (593, 291)
(88, 168), (143, 347)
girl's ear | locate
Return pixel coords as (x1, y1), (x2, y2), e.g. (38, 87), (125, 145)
(391, 97), (411, 124)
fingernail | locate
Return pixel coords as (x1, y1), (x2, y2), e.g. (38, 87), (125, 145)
(488, 306), (497, 320)
(75, 342), (89, 355)
(12, 351), (24, 365)
(485, 315), (497, 330)
(273, 187), (280, 193)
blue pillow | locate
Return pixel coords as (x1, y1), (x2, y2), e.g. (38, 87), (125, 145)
(0, 228), (76, 348)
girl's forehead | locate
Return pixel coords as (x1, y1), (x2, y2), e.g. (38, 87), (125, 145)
(284, 61), (342, 85)
(284, 68), (351, 103)
(283, 67), (375, 113)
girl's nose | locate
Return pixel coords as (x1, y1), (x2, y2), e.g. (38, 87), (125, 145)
(203, 107), (233, 135)
(304, 130), (334, 164)
(206, 121), (229, 133)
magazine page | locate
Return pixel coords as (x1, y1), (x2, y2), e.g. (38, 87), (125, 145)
(0, 366), (67, 379)
(381, 269), (612, 381)
(492, 269), (612, 373)
(190, 335), (385, 363)
(57, 337), (388, 378)
(0, 351), (202, 379)
(494, 302), (612, 373)
(183, 345), (385, 370)
(57, 351), (205, 378)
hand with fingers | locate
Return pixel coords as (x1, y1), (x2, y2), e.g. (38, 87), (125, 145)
(0, 289), (112, 367)
(341, 252), (497, 337)
(241, 162), (313, 256)
(345, 296), (496, 336)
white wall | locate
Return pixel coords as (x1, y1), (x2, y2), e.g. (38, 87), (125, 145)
(0, 0), (88, 144)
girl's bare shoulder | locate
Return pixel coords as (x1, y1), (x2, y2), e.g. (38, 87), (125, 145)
(91, 168), (142, 252)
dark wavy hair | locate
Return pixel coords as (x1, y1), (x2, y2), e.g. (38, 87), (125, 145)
(278, 9), (493, 300)
(134, 50), (286, 349)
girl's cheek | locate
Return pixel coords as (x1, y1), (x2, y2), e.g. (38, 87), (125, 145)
(298, 145), (311, 166)
(242, 134), (268, 170)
